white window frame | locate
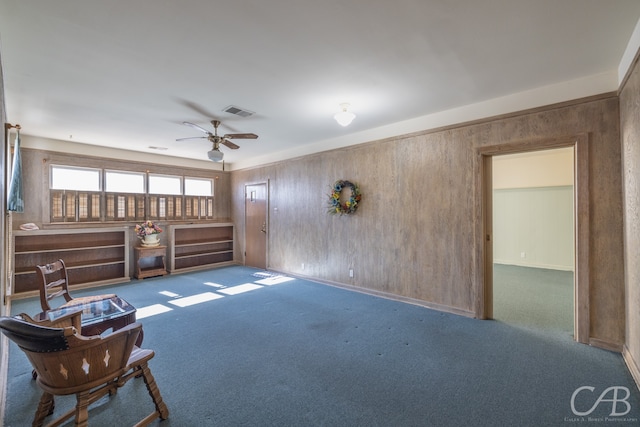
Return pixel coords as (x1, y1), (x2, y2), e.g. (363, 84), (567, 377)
(185, 177), (213, 196)
(148, 173), (182, 195)
(50, 165), (101, 191)
(105, 170), (146, 194)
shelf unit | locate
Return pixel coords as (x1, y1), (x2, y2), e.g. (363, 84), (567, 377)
(169, 223), (235, 273)
(12, 227), (130, 297)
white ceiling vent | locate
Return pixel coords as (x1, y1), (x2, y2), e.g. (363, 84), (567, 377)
(223, 105), (254, 118)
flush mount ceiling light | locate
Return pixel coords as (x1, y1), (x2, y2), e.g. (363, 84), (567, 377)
(334, 103), (356, 127)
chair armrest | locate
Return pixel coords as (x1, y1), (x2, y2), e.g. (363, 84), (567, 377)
(128, 346), (155, 366)
(66, 321), (142, 347)
(17, 310), (82, 331)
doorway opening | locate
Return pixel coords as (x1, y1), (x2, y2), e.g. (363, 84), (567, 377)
(477, 134), (589, 344)
(491, 148), (574, 337)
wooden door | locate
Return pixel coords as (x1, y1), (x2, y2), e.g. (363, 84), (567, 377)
(245, 183), (267, 269)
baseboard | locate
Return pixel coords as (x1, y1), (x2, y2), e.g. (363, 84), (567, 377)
(622, 346), (640, 392)
(0, 335), (8, 426)
(0, 299), (12, 424)
(588, 337), (624, 353)
(273, 269), (476, 319)
(493, 260), (574, 272)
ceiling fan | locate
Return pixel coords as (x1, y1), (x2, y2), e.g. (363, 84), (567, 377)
(176, 120), (258, 162)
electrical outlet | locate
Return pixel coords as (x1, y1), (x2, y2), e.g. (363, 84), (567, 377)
(520, 252), (526, 258)
(349, 268), (354, 278)
(301, 263), (305, 270)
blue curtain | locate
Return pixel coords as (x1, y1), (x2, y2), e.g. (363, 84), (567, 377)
(7, 130), (24, 212)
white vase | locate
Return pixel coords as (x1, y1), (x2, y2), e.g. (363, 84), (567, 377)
(142, 234), (160, 246)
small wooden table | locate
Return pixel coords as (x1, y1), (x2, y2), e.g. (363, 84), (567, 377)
(36, 294), (138, 340)
(134, 245), (168, 279)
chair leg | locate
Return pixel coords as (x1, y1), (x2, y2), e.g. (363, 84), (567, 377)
(139, 362), (169, 420)
(32, 392), (54, 427)
(74, 390), (90, 427)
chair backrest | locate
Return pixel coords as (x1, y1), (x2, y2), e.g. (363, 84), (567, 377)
(36, 259), (73, 312)
(0, 316), (141, 394)
(0, 316), (69, 353)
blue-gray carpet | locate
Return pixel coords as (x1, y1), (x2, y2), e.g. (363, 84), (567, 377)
(3, 265), (639, 426)
(494, 264), (574, 339)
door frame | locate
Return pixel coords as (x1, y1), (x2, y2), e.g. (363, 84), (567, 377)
(244, 180), (269, 269)
(475, 134), (589, 344)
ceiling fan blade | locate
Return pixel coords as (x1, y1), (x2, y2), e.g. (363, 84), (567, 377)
(176, 136), (207, 141)
(224, 133), (258, 139)
(183, 121), (212, 135)
(220, 139), (240, 149)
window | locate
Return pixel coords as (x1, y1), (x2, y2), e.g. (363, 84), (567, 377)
(51, 166), (100, 191)
(105, 170), (145, 193)
(149, 174), (181, 195)
(184, 177), (213, 219)
(185, 177), (213, 196)
(49, 165), (215, 223)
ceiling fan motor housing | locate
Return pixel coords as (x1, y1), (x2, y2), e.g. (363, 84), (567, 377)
(178, 120), (256, 159)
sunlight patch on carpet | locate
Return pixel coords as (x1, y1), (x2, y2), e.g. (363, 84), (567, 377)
(168, 292), (224, 307)
(218, 283), (263, 295)
(254, 275), (295, 285)
(159, 291), (181, 298)
(136, 304), (173, 319)
(203, 282), (226, 288)
(253, 271), (278, 278)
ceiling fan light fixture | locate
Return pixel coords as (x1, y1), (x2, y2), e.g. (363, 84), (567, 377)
(207, 149), (224, 162)
(334, 103), (356, 127)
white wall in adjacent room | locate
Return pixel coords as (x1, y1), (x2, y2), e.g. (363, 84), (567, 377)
(493, 147), (574, 271)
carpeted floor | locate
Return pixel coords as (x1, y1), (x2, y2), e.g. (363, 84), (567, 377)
(3, 265), (639, 426)
(493, 264), (574, 338)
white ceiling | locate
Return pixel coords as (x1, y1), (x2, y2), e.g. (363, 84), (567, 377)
(2, 1), (640, 169)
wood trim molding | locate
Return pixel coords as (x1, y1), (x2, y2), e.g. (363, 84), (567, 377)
(0, 335), (7, 425)
(475, 155), (493, 319)
(588, 338), (623, 353)
(622, 345), (640, 391)
(619, 40), (640, 95)
(0, 298), (12, 424)
(573, 134), (590, 344)
(277, 270), (478, 319)
(475, 134), (590, 344)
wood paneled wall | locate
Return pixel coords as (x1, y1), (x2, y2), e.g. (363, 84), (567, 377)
(620, 55), (640, 384)
(231, 95), (625, 348)
(10, 146), (232, 279)
(2, 62), (11, 413)
(13, 145), (232, 227)
(1, 58), (7, 318)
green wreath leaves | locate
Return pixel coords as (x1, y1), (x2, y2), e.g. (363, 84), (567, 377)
(328, 180), (362, 215)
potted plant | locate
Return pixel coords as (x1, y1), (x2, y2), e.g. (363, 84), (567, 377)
(135, 220), (162, 247)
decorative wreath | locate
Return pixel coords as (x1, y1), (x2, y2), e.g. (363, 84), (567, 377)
(328, 180), (362, 215)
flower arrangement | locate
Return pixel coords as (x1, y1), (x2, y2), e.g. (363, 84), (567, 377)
(135, 220), (163, 237)
(328, 180), (362, 215)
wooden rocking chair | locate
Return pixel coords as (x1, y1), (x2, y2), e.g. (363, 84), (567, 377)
(0, 314), (169, 426)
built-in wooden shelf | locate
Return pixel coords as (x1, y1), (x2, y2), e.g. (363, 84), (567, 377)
(169, 223), (235, 273)
(12, 227), (130, 297)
